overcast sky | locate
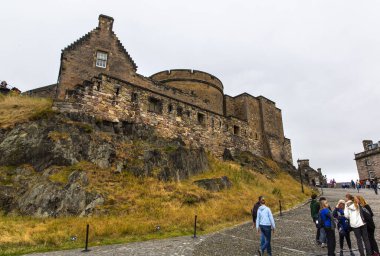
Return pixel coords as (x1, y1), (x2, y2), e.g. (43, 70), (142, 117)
(1, 0), (379, 182)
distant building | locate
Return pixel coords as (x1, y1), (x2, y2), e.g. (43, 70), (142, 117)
(355, 140), (380, 181)
(0, 81), (20, 95)
(297, 159), (326, 187)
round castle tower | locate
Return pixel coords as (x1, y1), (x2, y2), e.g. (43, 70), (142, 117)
(150, 69), (224, 115)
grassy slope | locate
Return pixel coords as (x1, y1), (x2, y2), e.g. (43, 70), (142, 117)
(0, 95), (313, 255)
(0, 157), (313, 256)
(0, 94), (52, 129)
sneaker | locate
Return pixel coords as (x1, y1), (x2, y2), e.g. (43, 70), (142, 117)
(350, 250), (355, 256)
(316, 240), (322, 245)
(321, 243), (327, 248)
(257, 249), (262, 256)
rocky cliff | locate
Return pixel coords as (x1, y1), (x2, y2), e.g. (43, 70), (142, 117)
(0, 112), (209, 217)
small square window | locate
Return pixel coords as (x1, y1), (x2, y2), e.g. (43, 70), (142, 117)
(96, 51), (108, 68)
(148, 97), (163, 114)
(177, 106), (183, 117)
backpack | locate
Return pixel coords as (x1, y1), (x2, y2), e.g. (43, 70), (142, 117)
(316, 211), (324, 229)
(360, 206), (375, 229)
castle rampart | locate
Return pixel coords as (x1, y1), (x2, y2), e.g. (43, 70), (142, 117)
(27, 14), (293, 165)
(150, 69), (224, 115)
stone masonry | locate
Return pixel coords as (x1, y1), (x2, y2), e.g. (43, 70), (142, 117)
(27, 14), (293, 164)
(355, 140), (380, 181)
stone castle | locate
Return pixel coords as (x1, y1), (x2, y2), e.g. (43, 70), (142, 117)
(27, 14), (293, 164)
(355, 140), (380, 181)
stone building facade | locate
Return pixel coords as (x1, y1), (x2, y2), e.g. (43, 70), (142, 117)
(355, 140), (380, 181)
(297, 159), (326, 187)
(28, 14), (293, 164)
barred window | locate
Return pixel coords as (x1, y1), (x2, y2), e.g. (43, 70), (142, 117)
(96, 51), (108, 68)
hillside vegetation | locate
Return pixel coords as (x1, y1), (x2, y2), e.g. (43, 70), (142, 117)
(0, 94), (52, 129)
(0, 156), (312, 256)
(0, 95), (313, 256)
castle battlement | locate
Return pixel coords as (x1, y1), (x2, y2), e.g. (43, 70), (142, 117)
(27, 14), (293, 164)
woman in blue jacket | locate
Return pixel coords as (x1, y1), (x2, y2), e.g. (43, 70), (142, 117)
(320, 199), (336, 256)
(333, 200), (355, 256)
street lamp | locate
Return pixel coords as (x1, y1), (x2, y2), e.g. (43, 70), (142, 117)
(298, 166), (304, 193)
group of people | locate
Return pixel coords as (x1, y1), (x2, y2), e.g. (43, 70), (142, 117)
(351, 178), (379, 195)
(310, 193), (379, 256)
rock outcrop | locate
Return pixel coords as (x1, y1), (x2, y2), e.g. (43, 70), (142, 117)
(0, 113), (210, 216)
(194, 176), (232, 192)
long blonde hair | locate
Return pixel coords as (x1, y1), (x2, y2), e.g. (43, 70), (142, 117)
(356, 195), (368, 206)
(347, 194), (358, 209)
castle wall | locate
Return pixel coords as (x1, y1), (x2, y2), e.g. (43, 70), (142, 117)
(355, 146), (380, 181)
(56, 75), (263, 158)
(150, 70), (224, 115)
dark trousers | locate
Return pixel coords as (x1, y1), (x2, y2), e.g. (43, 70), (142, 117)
(260, 225), (272, 256)
(325, 228), (336, 256)
(353, 225), (372, 256)
(368, 227), (379, 253)
(339, 230), (352, 250)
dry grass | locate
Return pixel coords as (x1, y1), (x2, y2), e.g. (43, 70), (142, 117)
(0, 95), (53, 129)
(0, 157), (313, 256)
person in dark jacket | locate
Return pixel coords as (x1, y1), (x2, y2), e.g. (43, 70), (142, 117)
(310, 194), (320, 244)
(357, 195), (379, 255)
(333, 200), (355, 256)
(252, 196), (263, 226)
(252, 195), (264, 249)
(320, 199), (336, 256)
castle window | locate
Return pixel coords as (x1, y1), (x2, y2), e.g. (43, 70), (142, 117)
(365, 159), (372, 166)
(211, 118), (214, 128)
(197, 113), (205, 125)
(114, 85), (121, 96)
(148, 97), (162, 114)
(177, 106), (183, 117)
(185, 110), (191, 118)
(233, 125), (240, 135)
(131, 92), (138, 103)
(96, 51), (108, 68)
(168, 104), (173, 113)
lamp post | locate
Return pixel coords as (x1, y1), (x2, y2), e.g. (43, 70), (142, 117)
(298, 166), (304, 193)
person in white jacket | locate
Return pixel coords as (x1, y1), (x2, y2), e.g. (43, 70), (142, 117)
(344, 194), (372, 256)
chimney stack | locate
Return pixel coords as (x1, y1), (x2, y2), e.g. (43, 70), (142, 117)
(98, 14), (114, 31)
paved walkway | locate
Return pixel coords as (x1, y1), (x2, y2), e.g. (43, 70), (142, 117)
(27, 188), (380, 256)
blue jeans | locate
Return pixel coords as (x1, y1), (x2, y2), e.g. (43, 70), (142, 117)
(320, 227), (327, 243)
(260, 225), (272, 255)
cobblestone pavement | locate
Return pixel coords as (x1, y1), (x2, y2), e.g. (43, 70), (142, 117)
(27, 188), (380, 256)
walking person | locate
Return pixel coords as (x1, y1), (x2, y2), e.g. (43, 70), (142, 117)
(252, 195), (265, 249)
(357, 195), (379, 255)
(256, 197), (275, 256)
(319, 199), (336, 256)
(333, 200), (355, 256)
(373, 178), (378, 195)
(345, 194), (372, 256)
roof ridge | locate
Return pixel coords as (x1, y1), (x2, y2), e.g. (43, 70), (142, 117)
(111, 31), (137, 71)
(62, 28), (97, 52)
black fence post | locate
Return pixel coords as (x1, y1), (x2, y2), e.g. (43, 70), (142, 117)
(193, 215), (198, 239)
(279, 200), (282, 216)
(82, 224), (90, 252)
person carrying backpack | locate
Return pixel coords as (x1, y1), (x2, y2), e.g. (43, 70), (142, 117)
(345, 194), (372, 256)
(319, 199), (336, 256)
(357, 195), (379, 255)
(333, 200), (355, 256)
(310, 194), (321, 244)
